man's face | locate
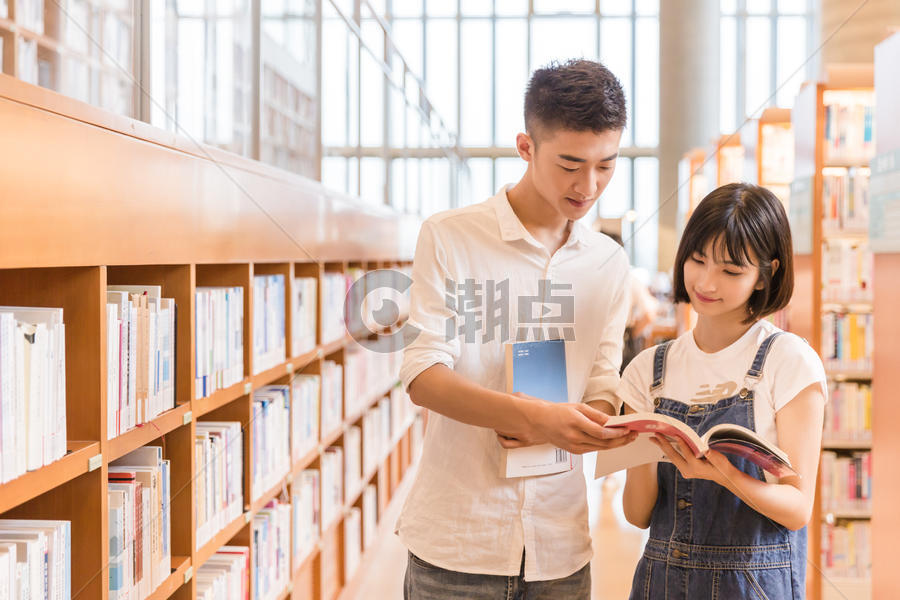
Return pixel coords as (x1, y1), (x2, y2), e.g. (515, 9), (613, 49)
(520, 127), (623, 222)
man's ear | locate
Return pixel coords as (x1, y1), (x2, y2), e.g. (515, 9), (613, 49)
(516, 132), (536, 162)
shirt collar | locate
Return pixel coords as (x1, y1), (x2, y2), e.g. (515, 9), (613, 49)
(491, 185), (592, 248)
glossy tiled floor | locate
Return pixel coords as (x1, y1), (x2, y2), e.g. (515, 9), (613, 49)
(349, 457), (646, 599)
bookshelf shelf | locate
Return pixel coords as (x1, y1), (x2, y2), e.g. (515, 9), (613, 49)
(194, 512), (248, 571)
(193, 380), (250, 418)
(249, 474), (290, 514)
(145, 556), (192, 600)
(107, 403), (192, 462)
(826, 510), (872, 521)
(0, 440), (100, 513)
(822, 440), (872, 450)
(825, 370), (873, 381)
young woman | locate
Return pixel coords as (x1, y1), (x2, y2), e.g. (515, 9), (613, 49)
(619, 183), (827, 599)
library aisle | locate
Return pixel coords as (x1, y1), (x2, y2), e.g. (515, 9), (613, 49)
(350, 464), (647, 600)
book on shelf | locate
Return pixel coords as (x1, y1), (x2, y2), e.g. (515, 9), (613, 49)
(109, 445), (171, 596)
(108, 469), (149, 599)
(194, 422), (244, 550)
(292, 276), (317, 357)
(344, 425), (362, 497)
(292, 469), (320, 569)
(344, 507), (362, 578)
(823, 91), (875, 165)
(321, 272), (349, 344)
(197, 546), (249, 599)
(15, 0), (43, 34)
(821, 311), (873, 372)
(500, 339), (573, 478)
(251, 499), (291, 599)
(822, 240), (873, 303)
(760, 123), (795, 185)
(0, 0), (7, 20)
(320, 446), (343, 530)
(362, 484), (377, 551)
(321, 359), (343, 436)
(291, 374), (320, 462)
(821, 450), (872, 515)
(0, 306), (66, 482)
(594, 412), (797, 479)
(195, 287), (244, 399)
(251, 386), (291, 500)
(252, 274), (286, 375)
(822, 167), (870, 232)
(821, 520), (871, 580)
(106, 285), (176, 437)
(0, 519), (70, 600)
(825, 381), (872, 442)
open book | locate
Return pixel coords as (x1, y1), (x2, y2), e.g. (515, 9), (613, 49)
(594, 412), (797, 479)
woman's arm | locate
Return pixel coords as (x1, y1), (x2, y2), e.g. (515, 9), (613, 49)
(621, 405), (659, 529)
(651, 382), (825, 530)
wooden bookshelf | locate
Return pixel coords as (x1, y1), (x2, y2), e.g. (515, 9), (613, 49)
(0, 73), (422, 599)
(790, 64), (876, 600)
(871, 31), (900, 600)
(714, 133), (744, 186)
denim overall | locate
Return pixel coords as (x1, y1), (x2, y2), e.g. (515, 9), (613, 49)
(629, 333), (807, 600)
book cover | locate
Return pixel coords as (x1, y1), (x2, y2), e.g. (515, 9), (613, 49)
(594, 412), (797, 479)
(499, 339), (573, 478)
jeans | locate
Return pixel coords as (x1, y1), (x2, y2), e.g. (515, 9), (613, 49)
(404, 551), (591, 600)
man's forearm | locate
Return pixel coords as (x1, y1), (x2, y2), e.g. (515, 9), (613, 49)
(408, 364), (538, 432)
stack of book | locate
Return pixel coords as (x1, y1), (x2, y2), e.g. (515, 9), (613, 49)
(292, 276), (317, 357)
(108, 446), (171, 599)
(252, 275), (286, 374)
(0, 519), (70, 599)
(251, 386), (291, 500)
(251, 499), (291, 599)
(292, 469), (320, 568)
(195, 422), (244, 550)
(321, 360), (343, 436)
(0, 307), (66, 483)
(291, 374), (320, 461)
(195, 287), (244, 399)
(823, 91), (875, 164)
(106, 285), (176, 439)
(824, 382), (872, 442)
(196, 546), (250, 599)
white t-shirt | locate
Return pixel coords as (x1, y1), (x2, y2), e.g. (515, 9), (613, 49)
(618, 319), (827, 450)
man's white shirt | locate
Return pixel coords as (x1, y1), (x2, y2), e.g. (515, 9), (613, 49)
(396, 186), (631, 581)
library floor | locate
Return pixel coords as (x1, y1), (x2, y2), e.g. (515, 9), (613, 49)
(351, 456), (647, 599)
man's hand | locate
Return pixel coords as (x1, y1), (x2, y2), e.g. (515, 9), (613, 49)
(495, 394), (637, 455)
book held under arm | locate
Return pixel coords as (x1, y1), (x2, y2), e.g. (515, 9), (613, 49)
(593, 411), (797, 479)
(499, 339), (574, 478)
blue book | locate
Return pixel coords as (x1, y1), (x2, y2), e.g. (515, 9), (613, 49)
(500, 339), (573, 478)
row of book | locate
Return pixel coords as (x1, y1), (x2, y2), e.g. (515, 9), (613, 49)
(106, 285), (176, 440)
(822, 168), (870, 232)
(251, 499), (291, 600)
(252, 275), (286, 375)
(821, 521), (871, 579)
(759, 123), (794, 185)
(823, 94), (875, 164)
(821, 312), (873, 372)
(321, 360), (344, 437)
(195, 287), (244, 399)
(343, 339), (403, 419)
(0, 307), (66, 484)
(322, 272), (349, 344)
(821, 451), (872, 515)
(195, 422), (244, 551)
(0, 519), (70, 600)
(251, 386), (291, 500)
(291, 374), (320, 462)
(821, 241), (873, 304)
(108, 446), (172, 600)
(824, 382), (872, 442)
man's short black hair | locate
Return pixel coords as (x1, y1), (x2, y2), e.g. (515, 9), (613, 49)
(524, 59), (627, 141)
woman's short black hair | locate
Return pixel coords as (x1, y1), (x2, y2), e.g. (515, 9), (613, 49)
(673, 182), (794, 323)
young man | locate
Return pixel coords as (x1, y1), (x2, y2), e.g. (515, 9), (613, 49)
(397, 59), (635, 599)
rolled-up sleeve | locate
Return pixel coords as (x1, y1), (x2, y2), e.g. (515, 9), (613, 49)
(399, 220), (462, 391)
(581, 251), (630, 411)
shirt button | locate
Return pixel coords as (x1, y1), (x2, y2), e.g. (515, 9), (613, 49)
(739, 388), (750, 399)
(677, 499), (692, 510)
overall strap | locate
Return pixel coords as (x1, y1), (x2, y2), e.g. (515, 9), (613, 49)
(649, 340), (674, 395)
(745, 332), (784, 382)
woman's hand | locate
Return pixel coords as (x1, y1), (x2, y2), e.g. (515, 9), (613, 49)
(650, 435), (734, 486)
